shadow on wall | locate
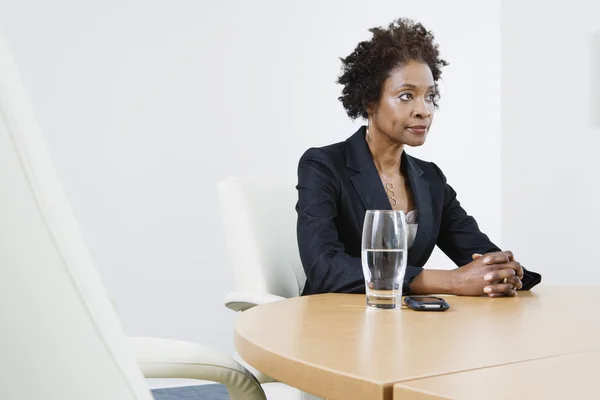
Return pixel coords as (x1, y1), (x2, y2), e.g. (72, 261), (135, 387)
(593, 31), (600, 128)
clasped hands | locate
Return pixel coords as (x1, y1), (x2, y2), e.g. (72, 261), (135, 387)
(452, 251), (523, 297)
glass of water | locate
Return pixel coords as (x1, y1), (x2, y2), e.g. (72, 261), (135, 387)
(361, 210), (408, 309)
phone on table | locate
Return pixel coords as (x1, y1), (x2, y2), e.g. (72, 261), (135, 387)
(404, 296), (450, 311)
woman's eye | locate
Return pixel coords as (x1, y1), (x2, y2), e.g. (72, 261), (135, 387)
(427, 92), (437, 102)
(399, 93), (413, 101)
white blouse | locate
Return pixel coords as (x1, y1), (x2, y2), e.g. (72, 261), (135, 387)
(406, 210), (418, 249)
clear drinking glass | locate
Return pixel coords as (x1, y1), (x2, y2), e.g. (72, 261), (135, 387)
(361, 210), (408, 309)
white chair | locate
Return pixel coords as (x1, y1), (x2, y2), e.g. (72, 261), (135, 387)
(218, 177), (323, 400)
(0, 31), (266, 400)
(218, 176), (307, 308)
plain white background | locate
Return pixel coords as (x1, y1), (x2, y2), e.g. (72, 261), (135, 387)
(2, 0), (595, 355)
(501, 0), (600, 285)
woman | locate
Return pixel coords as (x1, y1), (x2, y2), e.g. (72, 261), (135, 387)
(296, 18), (541, 297)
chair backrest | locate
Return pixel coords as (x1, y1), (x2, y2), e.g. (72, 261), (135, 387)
(0, 31), (152, 400)
(217, 177), (306, 298)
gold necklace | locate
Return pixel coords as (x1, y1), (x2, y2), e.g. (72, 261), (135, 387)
(367, 126), (399, 208)
(380, 173), (397, 207)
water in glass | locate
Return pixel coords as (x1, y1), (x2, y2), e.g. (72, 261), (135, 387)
(361, 210), (408, 309)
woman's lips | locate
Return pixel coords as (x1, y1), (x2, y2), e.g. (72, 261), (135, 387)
(407, 125), (428, 134)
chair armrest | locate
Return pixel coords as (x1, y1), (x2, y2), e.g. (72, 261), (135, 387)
(129, 337), (266, 400)
(224, 291), (286, 311)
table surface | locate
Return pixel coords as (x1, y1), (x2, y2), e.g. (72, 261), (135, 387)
(393, 349), (600, 400)
(234, 287), (600, 400)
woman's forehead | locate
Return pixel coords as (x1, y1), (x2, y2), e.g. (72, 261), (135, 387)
(385, 61), (435, 90)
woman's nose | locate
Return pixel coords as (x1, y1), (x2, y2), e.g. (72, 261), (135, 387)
(412, 98), (431, 119)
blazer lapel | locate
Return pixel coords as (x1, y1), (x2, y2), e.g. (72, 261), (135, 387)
(346, 127), (392, 228)
(403, 154), (433, 266)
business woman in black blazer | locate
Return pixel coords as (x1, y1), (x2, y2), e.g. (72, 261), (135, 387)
(295, 18), (541, 297)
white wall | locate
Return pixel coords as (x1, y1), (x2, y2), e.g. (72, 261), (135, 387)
(501, 0), (600, 285)
(0, 0), (501, 352)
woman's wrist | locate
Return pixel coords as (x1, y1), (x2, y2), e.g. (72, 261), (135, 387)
(446, 268), (460, 295)
(409, 269), (458, 295)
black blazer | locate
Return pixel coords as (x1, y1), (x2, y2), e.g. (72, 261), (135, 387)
(295, 126), (541, 295)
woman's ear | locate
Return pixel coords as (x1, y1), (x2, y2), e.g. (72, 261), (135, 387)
(364, 101), (376, 118)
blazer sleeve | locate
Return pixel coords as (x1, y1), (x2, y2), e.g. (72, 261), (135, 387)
(431, 162), (541, 290)
(296, 149), (423, 294)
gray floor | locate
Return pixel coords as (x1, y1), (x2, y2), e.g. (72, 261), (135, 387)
(152, 384), (229, 400)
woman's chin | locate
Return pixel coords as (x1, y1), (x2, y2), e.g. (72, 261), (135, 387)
(406, 136), (427, 147)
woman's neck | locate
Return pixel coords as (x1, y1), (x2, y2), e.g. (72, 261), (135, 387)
(366, 126), (404, 177)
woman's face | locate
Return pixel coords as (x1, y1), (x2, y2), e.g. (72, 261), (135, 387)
(369, 60), (436, 147)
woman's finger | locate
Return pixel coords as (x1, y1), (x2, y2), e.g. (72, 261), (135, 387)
(481, 251), (514, 265)
(487, 261), (523, 279)
(483, 268), (516, 282)
(506, 275), (523, 290)
(483, 282), (515, 295)
(487, 288), (517, 297)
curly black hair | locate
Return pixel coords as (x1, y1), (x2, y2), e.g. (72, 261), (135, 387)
(337, 18), (449, 120)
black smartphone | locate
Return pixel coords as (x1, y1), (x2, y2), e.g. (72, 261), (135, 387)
(404, 296), (450, 311)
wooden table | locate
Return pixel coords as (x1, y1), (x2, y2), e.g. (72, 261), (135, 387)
(234, 287), (600, 400)
(393, 349), (600, 399)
